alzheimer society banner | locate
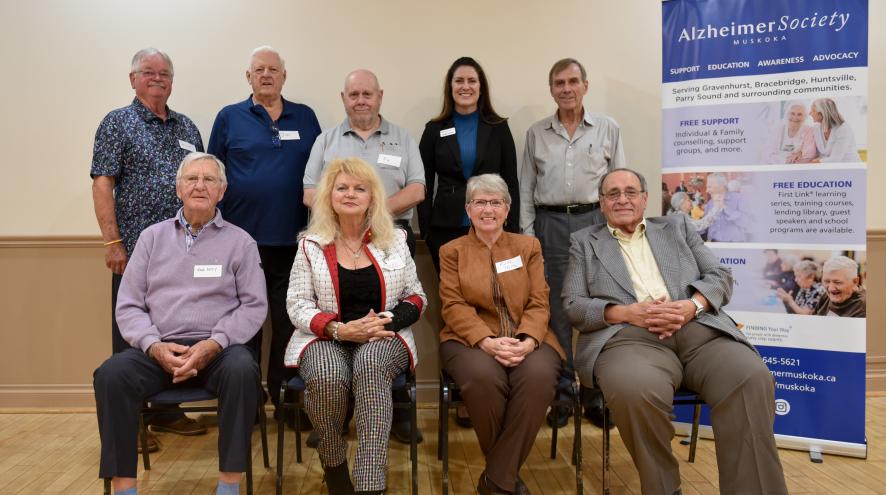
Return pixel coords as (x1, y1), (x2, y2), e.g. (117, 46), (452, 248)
(662, 0), (867, 457)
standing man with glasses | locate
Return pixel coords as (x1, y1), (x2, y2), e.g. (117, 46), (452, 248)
(303, 69), (425, 258)
(520, 58), (625, 428)
(91, 47), (207, 451)
(208, 46), (322, 426)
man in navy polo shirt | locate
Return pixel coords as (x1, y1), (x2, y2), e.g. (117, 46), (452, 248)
(208, 46), (321, 422)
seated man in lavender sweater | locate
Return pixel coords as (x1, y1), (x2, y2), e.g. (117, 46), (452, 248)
(93, 152), (268, 495)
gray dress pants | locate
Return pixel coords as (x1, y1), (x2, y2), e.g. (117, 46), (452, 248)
(594, 322), (788, 495)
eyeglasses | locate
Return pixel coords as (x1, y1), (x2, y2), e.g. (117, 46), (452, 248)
(270, 124), (281, 148)
(251, 66), (281, 76)
(601, 189), (645, 201)
(468, 199), (508, 209)
(182, 175), (221, 187)
(134, 69), (172, 80)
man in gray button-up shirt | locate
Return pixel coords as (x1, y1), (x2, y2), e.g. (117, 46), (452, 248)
(303, 69), (425, 255)
(519, 58), (625, 427)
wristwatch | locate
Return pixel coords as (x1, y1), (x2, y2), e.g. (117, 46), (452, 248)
(690, 297), (704, 319)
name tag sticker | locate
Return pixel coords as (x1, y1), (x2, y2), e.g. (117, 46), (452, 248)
(440, 127), (456, 137)
(380, 255), (406, 270)
(377, 154), (402, 168)
(194, 265), (223, 278)
(178, 140), (197, 152)
(495, 256), (523, 274)
(279, 130), (300, 140)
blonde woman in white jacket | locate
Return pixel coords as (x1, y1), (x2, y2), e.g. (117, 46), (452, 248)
(284, 158), (426, 495)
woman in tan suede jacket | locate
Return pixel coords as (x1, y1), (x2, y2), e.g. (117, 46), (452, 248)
(438, 173), (564, 495)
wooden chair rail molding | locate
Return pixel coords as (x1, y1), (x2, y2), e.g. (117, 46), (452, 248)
(0, 235), (103, 248)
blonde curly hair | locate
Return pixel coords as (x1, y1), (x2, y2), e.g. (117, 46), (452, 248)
(305, 157), (395, 250)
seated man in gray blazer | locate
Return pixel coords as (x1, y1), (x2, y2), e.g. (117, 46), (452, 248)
(563, 168), (787, 495)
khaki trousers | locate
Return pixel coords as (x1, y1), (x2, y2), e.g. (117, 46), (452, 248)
(441, 340), (561, 492)
(594, 322), (788, 495)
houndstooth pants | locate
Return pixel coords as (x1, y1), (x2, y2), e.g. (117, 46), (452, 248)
(299, 338), (409, 491)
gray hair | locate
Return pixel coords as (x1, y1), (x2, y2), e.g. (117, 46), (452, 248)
(176, 152), (227, 185)
(549, 58), (587, 86)
(670, 191), (688, 211)
(249, 45), (285, 70)
(822, 255), (858, 279)
(706, 173), (728, 189)
(793, 260), (819, 279)
(597, 168), (648, 198)
(812, 98), (846, 129)
(466, 174), (511, 204)
(130, 48), (174, 77)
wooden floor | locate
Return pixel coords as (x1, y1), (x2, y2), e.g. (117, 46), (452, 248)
(1, 398), (885, 494)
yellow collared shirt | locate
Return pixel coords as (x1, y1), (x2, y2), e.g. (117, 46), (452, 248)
(608, 220), (670, 302)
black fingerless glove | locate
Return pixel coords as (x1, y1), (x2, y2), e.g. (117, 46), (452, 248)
(386, 301), (420, 332)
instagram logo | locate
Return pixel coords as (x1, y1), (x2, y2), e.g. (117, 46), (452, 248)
(774, 399), (791, 416)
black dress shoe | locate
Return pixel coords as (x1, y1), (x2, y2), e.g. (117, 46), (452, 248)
(390, 420), (423, 444)
(455, 406), (473, 428)
(477, 472), (512, 494)
(307, 430), (320, 448)
(546, 406), (570, 428)
(583, 404), (607, 428)
(515, 477), (532, 495)
(323, 461), (354, 494)
(582, 388), (614, 429)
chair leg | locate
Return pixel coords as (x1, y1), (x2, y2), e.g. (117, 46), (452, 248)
(437, 377), (446, 461)
(441, 383), (450, 495)
(258, 402), (270, 469)
(295, 393), (303, 464)
(276, 385), (286, 495)
(139, 412), (151, 470)
(602, 400), (610, 495)
(688, 403), (701, 463)
(550, 401), (560, 460)
(573, 382), (583, 495)
(410, 380), (418, 495)
(103, 478), (111, 495)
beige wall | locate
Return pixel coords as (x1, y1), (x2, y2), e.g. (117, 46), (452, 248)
(0, 1), (882, 234)
(0, 0), (668, 235)
(0, 1), (884, 406)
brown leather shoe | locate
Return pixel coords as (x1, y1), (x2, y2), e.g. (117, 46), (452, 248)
(137, 432), (160, 453)
(150, 416), (207, 436)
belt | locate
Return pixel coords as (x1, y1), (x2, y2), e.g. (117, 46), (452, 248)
(536, 202), (599, 214)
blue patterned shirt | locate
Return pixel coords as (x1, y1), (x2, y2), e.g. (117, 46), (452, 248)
(91, 97), (204, 255)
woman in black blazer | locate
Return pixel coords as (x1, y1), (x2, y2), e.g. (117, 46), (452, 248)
(419, 56), (519, 271)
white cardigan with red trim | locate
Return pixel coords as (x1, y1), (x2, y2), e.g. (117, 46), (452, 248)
(283, 230), (426, 369)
